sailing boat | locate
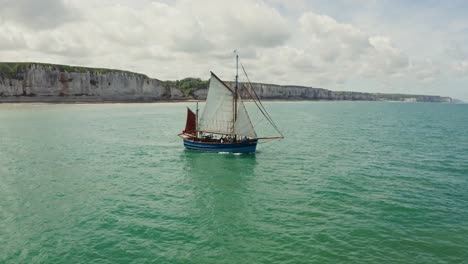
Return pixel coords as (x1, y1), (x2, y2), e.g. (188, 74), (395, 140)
(178, 54), (283, 153)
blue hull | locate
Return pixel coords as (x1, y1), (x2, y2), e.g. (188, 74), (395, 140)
(183, 139), (258, 153)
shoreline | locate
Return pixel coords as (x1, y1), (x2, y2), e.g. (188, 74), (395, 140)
(0, 98), (462, 105)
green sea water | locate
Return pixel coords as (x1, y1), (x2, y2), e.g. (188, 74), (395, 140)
(0, 102), (467, 263)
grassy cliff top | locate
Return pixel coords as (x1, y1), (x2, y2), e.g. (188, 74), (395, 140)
(162, 78), (209, 96)
(0, 62), (149, 79)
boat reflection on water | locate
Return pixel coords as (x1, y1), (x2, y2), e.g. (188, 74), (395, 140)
(180, 151), (257, 243)
(181, 150), (257, 179)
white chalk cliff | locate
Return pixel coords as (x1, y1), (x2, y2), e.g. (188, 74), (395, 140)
(0, 63), (453, 103)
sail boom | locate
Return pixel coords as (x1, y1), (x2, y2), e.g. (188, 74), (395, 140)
(256, 136), (284, 140)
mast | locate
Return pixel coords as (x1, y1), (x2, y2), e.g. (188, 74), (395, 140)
(234, 52), (239, 136)
(196, 101), (199, 137)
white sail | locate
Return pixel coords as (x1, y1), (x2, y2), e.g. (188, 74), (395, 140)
(198, 72), (234, 134)
(233, 96), (257, 138)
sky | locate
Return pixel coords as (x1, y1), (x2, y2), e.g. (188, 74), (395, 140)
(0, 0), (467, 100)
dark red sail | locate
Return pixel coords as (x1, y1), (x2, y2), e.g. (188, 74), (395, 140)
(184, 108), (196, 135)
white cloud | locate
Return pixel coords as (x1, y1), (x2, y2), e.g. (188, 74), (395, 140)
(452, 61), (468, 76)
(0, 23), (28, 51)
(365, 36), (409, 76)
(0, 0), (78, 29)
(0, 0), (467, 100)
(245, 13), (409, 88)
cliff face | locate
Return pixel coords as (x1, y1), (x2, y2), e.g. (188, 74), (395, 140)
(218, 82), (453, 102)
(235, 83), (380, 101)
(0, 63), (183, 102)
(0, 63), (453, 103)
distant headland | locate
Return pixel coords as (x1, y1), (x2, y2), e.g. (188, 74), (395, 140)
(0, 62), (457, 103)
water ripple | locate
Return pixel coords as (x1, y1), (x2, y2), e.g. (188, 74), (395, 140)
(1, 102), (467, 263)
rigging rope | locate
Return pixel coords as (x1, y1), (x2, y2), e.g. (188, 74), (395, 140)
(239, 63), (284, 138)
(240, 64), (281, 133)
